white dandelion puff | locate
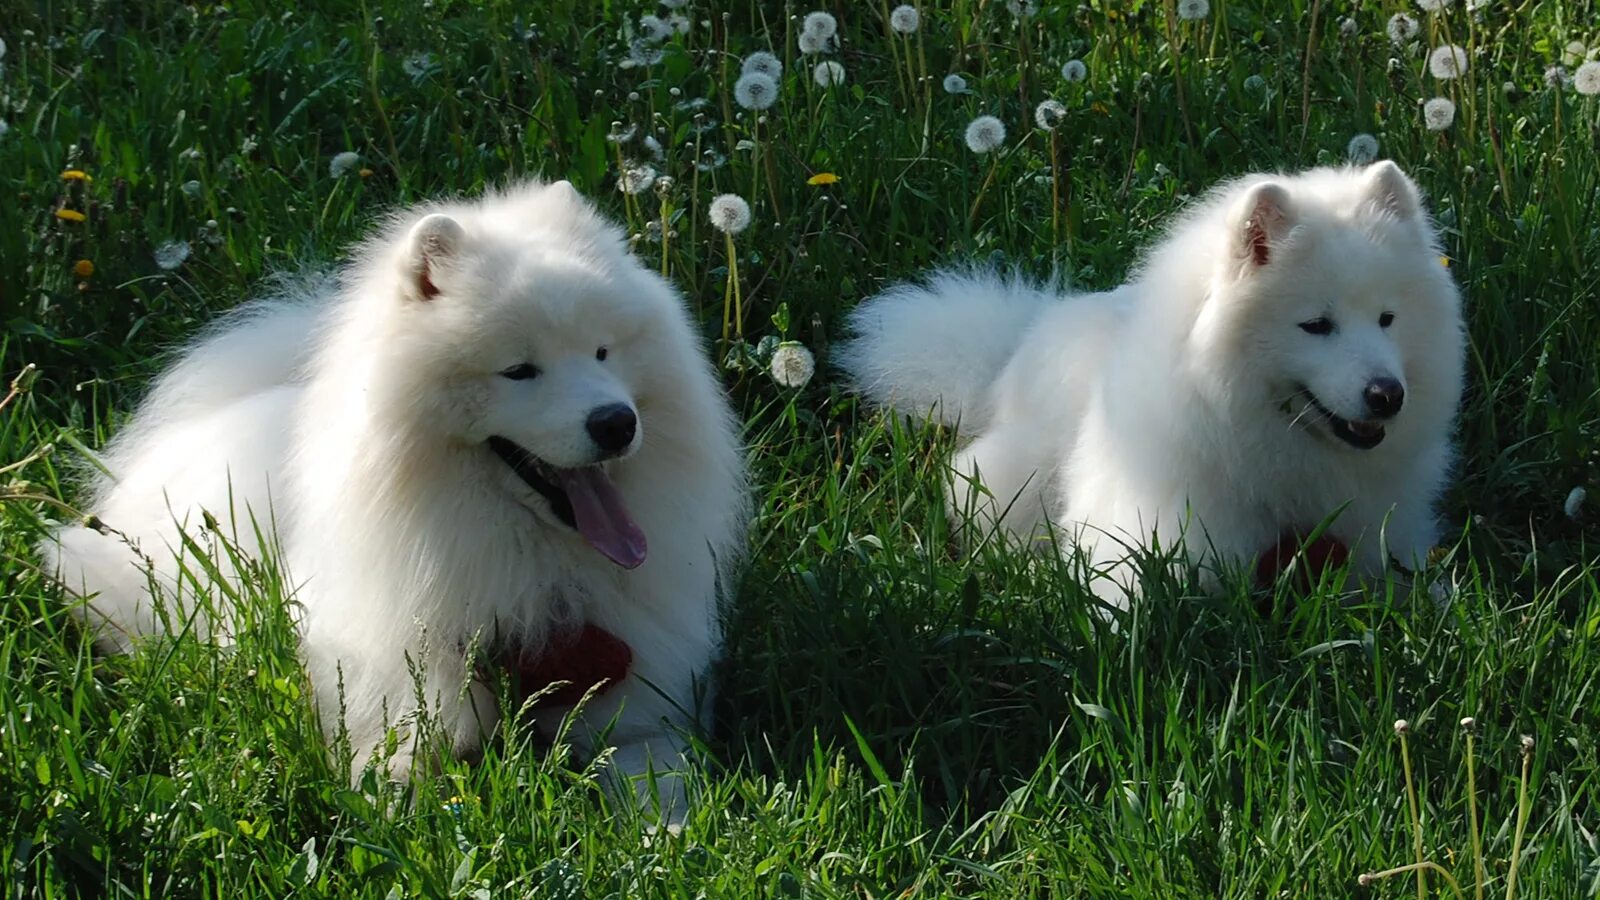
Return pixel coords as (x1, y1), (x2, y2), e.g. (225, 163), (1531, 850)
(1544, 65), (1570, 90)
(742, 51), (783, 80)
(1423, 96), (1456, 131)
(1563, 41), (1587, 67)
(1006, 0), (1038, 18)
(802, 11), (838, 39)
(1415, 0), (1452, 11)
(889, 5), (920, 34)
(668, 14), (691, 35)
(660, 0), (689, 8)
(769, 342), (816, 389)
(1061, 59), (1087, 82)
(943, 73), (969, 94)
(813, 60), (846, 88)
(964, 115), (1006, 153)
(734, 72), (779, 110)
(1177, 0), (1209, 21)
(402, 51), (439, 79)
(617, 162), (657, 195)
(1428, 44), (1468, 79)
(154, 240), (192, 271)
(1034, 99), (1067, 130)
(797, 29), (832, 55)
(1575, 61), (1600, 96)
(1338, 16), (1357, 39)
(1387, 13), (1419, 45)
(638, 14), (671, 43)
(1565, 486), (1587, 519)
(709, 193), (752, 234)
(329, 151), (362, 178)
(1346, 133), (1379, 164)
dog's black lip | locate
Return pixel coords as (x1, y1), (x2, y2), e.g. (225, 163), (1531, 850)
(487, 436), (576, 528)
(1298, 389), (1386, 450)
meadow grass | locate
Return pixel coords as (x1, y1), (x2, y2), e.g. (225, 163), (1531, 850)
(2, 0), (1598, 895)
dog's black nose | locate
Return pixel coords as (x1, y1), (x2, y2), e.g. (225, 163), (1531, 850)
(586, 404), (637, 456)
(1364, 377), (1405, 419)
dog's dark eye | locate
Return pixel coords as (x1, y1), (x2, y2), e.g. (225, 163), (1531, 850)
(1299, 317), (1334, 336)
(1379, 312), (1395, 328)
(499, 363), (541, 380)
(596, 346), (608, 362)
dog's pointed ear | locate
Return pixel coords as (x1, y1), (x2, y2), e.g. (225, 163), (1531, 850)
(1231, 181), (1295, 270)
(1363, 160), (1421, 219)
(405, 213), (465, 301)
(546, 179), (582, 203)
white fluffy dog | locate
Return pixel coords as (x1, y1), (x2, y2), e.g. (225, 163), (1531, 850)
(42, 181), (747, 819)
(840, 162), (1464, 604)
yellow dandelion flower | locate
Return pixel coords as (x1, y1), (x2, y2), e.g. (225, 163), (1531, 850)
(807, 172), (840, 186)
(1439, 256), (1450, 268)
(61, 170), (94, 183)
(359, 167), (374, 178)
(73, 259), (95, 278)
(1091, 101), (1110, 115)
(55, 209), (87, 223)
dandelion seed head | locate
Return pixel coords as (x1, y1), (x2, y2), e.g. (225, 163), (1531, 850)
(769, 341), (816, 388)
(1176, 0), (1209, 21)
(660, 0), (688, 8)
(1346, 133), (1379, 164)
(742, 51), (783, 80)
(668, 14), (691, 34)
(1415, 0), (1452, 11)
(813, 60), (846, 88)
(1423, 96), (1456, 131)
(1575, 61), (1600, 96)
(1563, 41), (1587, 67)
(943, 73), (969, 94)
(1393, 719), (1410, 735)
(1338, 16), (1357, 39)
(1005, 0), (1038, 18)
(154, 240), (192, 271)
(709, 193), (752, 234)
(1243, 73), (1268, 94)
(1387, 13), (1419, 45)
(734, 71), (779, 110)
(617, 162), (657, 195)
(1565, 486), (1587, 519)
(1428, 44), (1468, 79)
(402, 51), (438, 79)
(1545, 65), (1571, 89)
(1034, 99), (1067, 130)
(802, 11), (838, 39)
(638, 14), (671, 43)
(329, 151), (362, 178)
(889, 5), (920, 34)
(797, 29), (831, 55)
(1061, 59), (1087, 82)
(964, 115), (1006, 153)
(1520, 734), (1535, 754)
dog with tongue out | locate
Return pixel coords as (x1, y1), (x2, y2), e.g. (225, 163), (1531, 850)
(41, 181), (749, 825)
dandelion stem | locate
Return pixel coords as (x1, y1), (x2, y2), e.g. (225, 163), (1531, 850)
(968, 156), (999, 233)
(1400, 728), (1427, 900)
(1463, 726), (1484, 900)
(1161, 0), (1196, 147)
(1505, 742), (1534, 900)
(1360, 862), (1465, 900)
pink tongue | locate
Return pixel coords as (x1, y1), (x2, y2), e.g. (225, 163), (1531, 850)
(557, 467), (648, 568)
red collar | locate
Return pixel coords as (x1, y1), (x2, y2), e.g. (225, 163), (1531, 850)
(483, 623), (633, 710)
(1254, 530), (1351, 591)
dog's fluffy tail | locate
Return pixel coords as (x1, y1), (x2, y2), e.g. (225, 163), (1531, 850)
(836, 268), (1056, 433)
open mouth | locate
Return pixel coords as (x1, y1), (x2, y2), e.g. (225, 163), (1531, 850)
(1297, 390), (1387, 450)
(487, 436), (648, 569)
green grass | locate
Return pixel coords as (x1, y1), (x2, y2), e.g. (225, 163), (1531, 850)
(3, 0), (1599, 895)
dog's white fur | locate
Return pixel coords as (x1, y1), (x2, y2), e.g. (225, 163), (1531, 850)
(839, 162), (1464, 603)
(42, 181), (747, 820)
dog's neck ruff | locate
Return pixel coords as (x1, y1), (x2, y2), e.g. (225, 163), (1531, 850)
(478, 623), (633, 710)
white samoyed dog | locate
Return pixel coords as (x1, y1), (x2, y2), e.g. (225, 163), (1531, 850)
(839, 162), (1463, 605)
(42, 180), (747, 820)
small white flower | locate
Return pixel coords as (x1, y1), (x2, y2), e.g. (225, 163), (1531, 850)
(638, 14), (671, 43)
(734, 72), (779, 110)
(1346, 133), (1379, 164)
(1545, 65), (1570, 89)
(943, 73), (968, 94)
(1423, 96), (1456, 131)
(964, 115), (1006, 153)
(1565, 486), (1587, 519)
(709, 193), (752, 234)
(769, 342), (816, 389)
(1005, 0), (1038, 18)
(1563, 41), (1587, 67)
(813, 60), (846, 88)
(1034, 99), (1067, 130)
(329, 151), (362, 178)
(797, 29), (831, 55)
(154, 240), (192, 271)
(742, 51), (783, 81)
(1061, 59), (1087, 82)
(889, 5), (920, 34)
(617, 162), (657, 195)
(1575, 61), (1600, 96)
(1415, 0), (1452, 11)
(1429, 44), (1468, 79)
(1176, 0), (1209, 21)
(802, 10), (837, 39)
(1387, 13), (1419, 45)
